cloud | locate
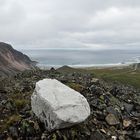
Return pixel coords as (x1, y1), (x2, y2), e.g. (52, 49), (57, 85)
(0, 0), (140, 50)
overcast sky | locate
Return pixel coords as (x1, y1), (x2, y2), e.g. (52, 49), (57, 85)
(0, 0), (140, 50)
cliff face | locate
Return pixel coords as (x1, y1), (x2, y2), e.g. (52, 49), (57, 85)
(0, 42), (36, 76)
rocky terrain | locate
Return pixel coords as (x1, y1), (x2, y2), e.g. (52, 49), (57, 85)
(0, 42), (36, 76)
(0, 68), (140, 140)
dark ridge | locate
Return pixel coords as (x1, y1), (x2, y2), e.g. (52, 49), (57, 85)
(0, 42), (37, 76)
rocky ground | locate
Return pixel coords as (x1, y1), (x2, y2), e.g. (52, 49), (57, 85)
(0, 68), (140, 140)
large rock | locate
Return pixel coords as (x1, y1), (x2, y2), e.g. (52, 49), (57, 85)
(31, 79), (90, 131)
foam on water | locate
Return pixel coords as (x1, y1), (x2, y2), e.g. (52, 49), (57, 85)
(20, 49), (140, 68)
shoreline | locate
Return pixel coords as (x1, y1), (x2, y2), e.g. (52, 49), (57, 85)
(37, 63), (133, 70)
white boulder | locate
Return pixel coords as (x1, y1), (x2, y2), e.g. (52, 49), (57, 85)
(31, 78), (90, 131)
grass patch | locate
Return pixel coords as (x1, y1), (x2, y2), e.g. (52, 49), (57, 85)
(66, 83), (84, 92)
(0, 114), (21, 132)
(14, 99), (29, 110)
(58, 65), (140, 89)
(7, 114), (21, 126)
(10, 92), (30, 110)
(88, 67), (140, 89)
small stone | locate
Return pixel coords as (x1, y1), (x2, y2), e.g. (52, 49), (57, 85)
(135, 104), (140, 111)
(124, 103), (133, 113)
(111, 136), (117, 140)
(105, 114), (120, 125)
(0, 119), (4, 123)
(131, 111), (140, 117)
(29, 120), (40, 130)
(51, 133), (57, 140)
(106, 106), (118, 116)
(41, 133), (47, 140)
(20, 120), (35, 137)
(100, 129), (106, 134)
(131, 130), (140, 139)
(9, 126), (18, 138)
(123, 119), (132, 128)
(7, 137), (13, 140)
(91, 78), (99, 84)
(50, 67), (56, 72)
(119, 135), (125, 140)
(90, 131), (106, 140)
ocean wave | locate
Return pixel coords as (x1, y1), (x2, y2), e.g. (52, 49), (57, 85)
(37, 63), (130, 69)
(36, 55), (140, 69)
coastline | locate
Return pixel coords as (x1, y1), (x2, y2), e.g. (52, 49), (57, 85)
(37, 63), (133, 70)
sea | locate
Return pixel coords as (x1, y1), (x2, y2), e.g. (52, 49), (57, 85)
(21, 49), (140, 68)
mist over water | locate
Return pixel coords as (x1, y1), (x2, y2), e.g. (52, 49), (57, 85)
(21, 49), (140, 67)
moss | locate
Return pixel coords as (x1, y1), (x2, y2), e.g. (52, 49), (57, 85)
(88, 67), (140, 89)
(62, 135), (68, 140)
(109, 95), (124, 108)
(9, 92), (30, 110)
(10, 92), (21, 99)
(0, 114), (21, 132)
(51, 133), (57, 140)
(71, 129), (77, 139)
(7, 114), (21, 126)
(66, 83), (84, 92)
(14, 99), (29, 110)
(99, 95), (104, 101)
(14, 99), (27, 109)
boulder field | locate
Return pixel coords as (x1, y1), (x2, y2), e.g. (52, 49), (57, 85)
(0, 69), (140, 139)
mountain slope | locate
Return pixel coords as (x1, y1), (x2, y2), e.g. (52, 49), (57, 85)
(0, 42), (36, 76)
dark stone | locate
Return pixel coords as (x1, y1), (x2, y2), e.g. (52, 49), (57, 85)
(131, 112), (140, 117)
(0, 133), (7, 140)
(20, 120), (35, 137)
(124, 103), (134, 113)
(134, 104), (140, 112)
(106, 106), (118, 116)
(50, 67), (56, 72)
(9, 126), (18, 138)
(90, 131), (106, 140)
(90, 85), (104, 95)
(130, 131), (140, 139)
(90, 99), (98, 108)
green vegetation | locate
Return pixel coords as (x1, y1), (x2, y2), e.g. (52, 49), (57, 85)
(10, 92), (30, 111)
(58, 65), (140, 89)
(88, 67), (140, 89)
(66, 83), (84, 92)
(57, 65), (89, 74)
(14, 99), (29, 110)
(7, 115), (21, 126)
(0, 114), (21, 132)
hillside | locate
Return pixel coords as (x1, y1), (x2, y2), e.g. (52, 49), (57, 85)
(0, 42), (36, 76)
(57, 65), (88, 74)
(0, 68), (140, 139)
